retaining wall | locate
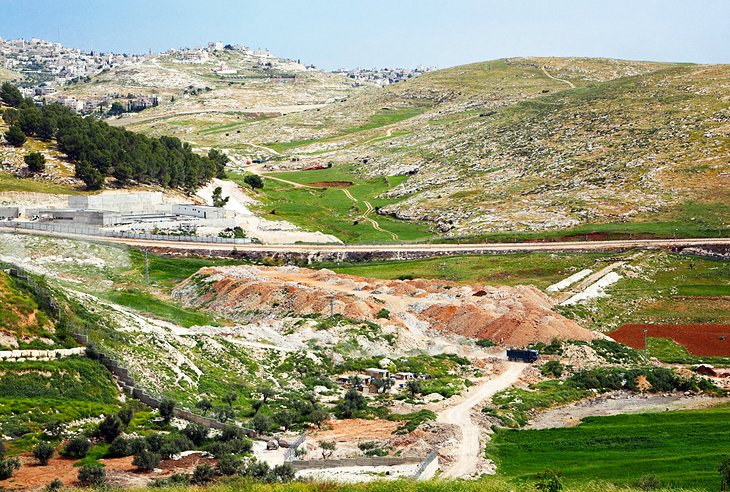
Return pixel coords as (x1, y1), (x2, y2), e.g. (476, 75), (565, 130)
(0, 346), (86, 362)
(290, 456), (423, 471)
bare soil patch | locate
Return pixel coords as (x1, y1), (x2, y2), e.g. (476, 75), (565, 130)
(611, 324), (730, 356)
(308, 181), (353, 188)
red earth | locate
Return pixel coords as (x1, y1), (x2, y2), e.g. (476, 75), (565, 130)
(610, 324), (730, 356)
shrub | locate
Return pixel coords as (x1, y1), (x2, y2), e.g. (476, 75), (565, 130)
(719, 456), (730, 489)
(33, 441), (55, 465)
(44, 478), (63, 492)
(334, 389), (367, 418)
(159, 435), (194, 459)
(108, 436), (131, 457)
(0, 457), (21, 480)
(63, 435), (91, 458)
(0, 440), (5, 458)
(376, 308), (390, 319)
(220, 426), (244, 442)
(158, 399), (176, 423)
(132, 450), (161, 471)
(117, 407), (134, 427)
(271, 463), (296, 483)
(636, 474), (662, 490)
(4, 124), (26, 147)
(182, 422), (208, 446)
(195, 398), (212, 415)
(476, 338), (496, 348)
(98, 414), (123, 443)
(24, 152), (46, 173)
(77, 465), (105, 487)
(191, 463), (216, 484)
(145, 433), (165, 453)
(251, 414), (273, 435)
(541, 360), (564, 378)
(535, 468), (563, 491)
(216, 454), (241, 475)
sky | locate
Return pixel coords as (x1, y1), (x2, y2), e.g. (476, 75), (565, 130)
(1, 0), (729, 70)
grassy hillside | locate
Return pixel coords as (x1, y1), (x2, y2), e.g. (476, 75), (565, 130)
(224, 58), (730, 240)
(488, 404), (730, 490)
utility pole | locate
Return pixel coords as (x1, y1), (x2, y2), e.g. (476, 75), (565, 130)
(643, 329), (648, 364)
(327, 295), (335, 317)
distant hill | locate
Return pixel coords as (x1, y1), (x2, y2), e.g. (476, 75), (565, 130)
(226, 57), (730, 238)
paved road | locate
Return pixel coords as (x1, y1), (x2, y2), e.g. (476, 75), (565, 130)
(2, 227), (729, 254)
(437, 362), (527, 478)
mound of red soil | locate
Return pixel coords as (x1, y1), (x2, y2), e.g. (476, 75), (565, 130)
(610, 324), (730, 356)
(308, 181), (353, 187)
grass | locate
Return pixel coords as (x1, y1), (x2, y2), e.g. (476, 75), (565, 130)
(320, 252), (616, 288)
(233, 166), (434, 243)
(0, 171), (84, 194)
(264, 107), (426, 153)
(646, 337), (730, 366)
(100, 288), (219, 328)
(488, 404), (730, 490)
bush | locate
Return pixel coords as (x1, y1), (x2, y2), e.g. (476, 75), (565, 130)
(636, 474), (662, 490)
(150, 473), (190, 487)
(476, 338), (496, 348)
(541, 360), (564, 378)
(191, 463), (216, 484)
(334, 389), (367, 418)
(77, 465), (105, 487)
(220, 425), (244, 442)
(108, 436), (132, 457)
(132, 450), (161, 471)
(33, 441), (55, 465)
(98, 414), (123, 443)
(159, 435), (194, 459)
(535, 468), (563, 491)
(719, 456), (730, 489)
(376, 308), (390, 319)
(0, 440), (5, 458)
(158, 399), (176, 423)
(24, 152), (46, 173)
(270, 463), (296, 483)
(4, 124), (26, 147)
(216, 454), (241, 475)
(0, 457), (21, 480)
(182, 422), (208, 446)
(63, 435), (91, 458)
(251, 414), (273, 435)
(117, 407), (134, 427)
(44, 478), (63, 492)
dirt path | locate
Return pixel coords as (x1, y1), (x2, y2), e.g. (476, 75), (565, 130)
(541, 66), (576, 89)
(437, 362), (527, 478)
(342, 189), (399, 240)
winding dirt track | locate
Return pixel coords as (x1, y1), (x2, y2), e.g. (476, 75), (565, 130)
(437, 362), (527, 478)
(541, 66), (576, 89)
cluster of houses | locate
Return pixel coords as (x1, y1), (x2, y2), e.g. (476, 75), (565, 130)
(332, 65), (435, 86)
(0, 37), (143, 86)
(336, 367), (429, 394)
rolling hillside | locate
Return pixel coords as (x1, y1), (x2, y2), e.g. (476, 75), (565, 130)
(227, 58), (730, 239)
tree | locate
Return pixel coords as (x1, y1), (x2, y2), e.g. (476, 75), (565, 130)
(108, 436), (132, 457)
(117, 407), (134, 427)
(37, 117), (54, 141)
(77, 465), (105, 487)
(309, 409), (328, 429)
(251, 413), (272, 435)
(0, 457), (21, 480)
(719, 456), (730, 490)
(75, 161), (104, 190)
(216, 454), (241, 476)
(132, 450), (161, 471)
(196, 398), (212, 415)
(191, 464), (216, 485)
(319, 440), (336, 459)
(158, 398), (176, 423)
(406, 380), (422, 397)
(222, 391), (237, 407)
(211, 186), (230, 207)
(63, 435), (91, 458)
(215, 406), (235, 423)
(270, 463), (296, 483)
(258, 386), (275, 403)
(108, 101), (126, 116)
(0, 439), (6, 458)
(45, 478), (63, 492)
(243, 174), (264, 190)
(33, 441), (55, 466)
(4, 124), (26, 147)
(0, 82), (23, 107)
(335, 389), (366, 418)
(182, 422), (208, 446)
(252, 399), (264, 415)
(207, 148), (229, 179)
(98, 414), (123, 442)
(274, 410), (294, 431)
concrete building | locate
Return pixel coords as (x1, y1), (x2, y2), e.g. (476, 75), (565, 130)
(0, 207), (19, 219)
(68, 192), (168, 215)
(33, 209), (121, 227)
(171, 204), (227, 219)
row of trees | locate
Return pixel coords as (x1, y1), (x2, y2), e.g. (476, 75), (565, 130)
(2, 85), (229, 191)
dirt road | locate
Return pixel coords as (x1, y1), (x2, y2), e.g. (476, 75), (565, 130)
(437, 362), (527, 478)
(541, 65), (576, 89)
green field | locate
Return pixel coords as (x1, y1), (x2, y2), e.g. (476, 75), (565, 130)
(323, 252), (615, 288)
(488, 404), (730, 490)
(0, 171), (84, 194)
(233, 166), (434, 243)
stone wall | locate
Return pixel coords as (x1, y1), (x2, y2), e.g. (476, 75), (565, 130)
(0, 346), (86, 362)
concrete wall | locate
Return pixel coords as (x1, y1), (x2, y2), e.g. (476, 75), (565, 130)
(290, 456), (423, 471)
(69, 192), (165, 215)
(413, 450), (439, 480)
(0, 347), (86, 362)
(172, 204), (227, 219)
(0, 207), (19, 219)
(33, 209), (121, 227)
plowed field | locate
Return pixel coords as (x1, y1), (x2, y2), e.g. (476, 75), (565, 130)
(610, 324), (730, 356)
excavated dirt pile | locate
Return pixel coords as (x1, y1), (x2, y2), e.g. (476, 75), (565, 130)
(173, 265), (598, 345)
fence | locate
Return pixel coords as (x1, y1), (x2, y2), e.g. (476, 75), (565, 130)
(71, 332), (255, 435)
(283, 434), (307, 462)
(0, 347), (86, 362)
(412, 450), (439, 480)
(0, 221), (252, 244)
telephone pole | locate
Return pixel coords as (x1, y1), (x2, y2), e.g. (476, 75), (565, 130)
(144, 248), (149, 285)
(643, 329), (648, 364)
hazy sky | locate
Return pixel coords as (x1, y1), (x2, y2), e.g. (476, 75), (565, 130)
(1, 0), (729, 69)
